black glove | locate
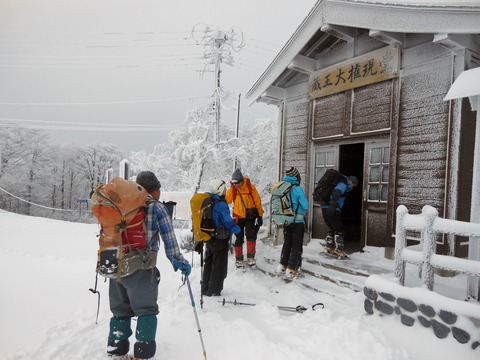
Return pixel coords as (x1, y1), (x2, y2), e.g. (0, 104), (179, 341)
(326, 203), (337, 217)
(194, 241), (204, 254)
(255, 216), (263, 227)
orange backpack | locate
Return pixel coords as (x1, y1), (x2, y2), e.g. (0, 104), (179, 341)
(91, 178), (147, 278)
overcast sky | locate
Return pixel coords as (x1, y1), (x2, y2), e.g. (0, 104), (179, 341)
(0, 0), (317, 153)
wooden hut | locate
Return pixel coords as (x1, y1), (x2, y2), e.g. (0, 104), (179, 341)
(245, 0), (480, 258)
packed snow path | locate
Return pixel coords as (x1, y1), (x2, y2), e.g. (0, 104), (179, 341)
(1, 211), (477, 360)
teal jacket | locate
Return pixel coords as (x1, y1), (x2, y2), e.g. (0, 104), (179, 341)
(282, 175), (309, 223)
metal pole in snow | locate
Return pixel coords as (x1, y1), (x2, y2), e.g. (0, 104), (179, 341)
(186, 276), (207, 360)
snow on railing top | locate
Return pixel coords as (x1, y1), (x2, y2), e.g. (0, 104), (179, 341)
(394, 205), (480, 300)
(400, 205), (480, 238)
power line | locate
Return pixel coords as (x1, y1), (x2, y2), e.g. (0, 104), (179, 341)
(0, 123), (184, 132)
(0, 95), (211, 105)
(0, 186), (77, 212)
(0, 117), (180, 127)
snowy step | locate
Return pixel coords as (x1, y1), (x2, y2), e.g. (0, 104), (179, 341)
(260, 256), (364, 293)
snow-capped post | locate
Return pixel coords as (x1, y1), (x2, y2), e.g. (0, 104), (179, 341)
(119, 159), (129, 180)
(421, 205), (438, 291)
(468, 87), (480, 300)
(105, 168), (113, 184)
(394, 205), (408, 285)
(444, 68), (480, 300)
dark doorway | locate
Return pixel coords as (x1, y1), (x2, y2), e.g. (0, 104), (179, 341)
(339, 143), (364, 252)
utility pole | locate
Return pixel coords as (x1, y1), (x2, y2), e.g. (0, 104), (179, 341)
(191, 24), (245, 142)
(233, 93), (241, 171)
(213, 34), (225, 142)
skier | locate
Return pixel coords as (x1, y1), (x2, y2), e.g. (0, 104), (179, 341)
(320, 174), (358, 258)
(226, 168), (264, 268)
(274, 167), (308, 278)
(106, 171), (191, 360)
(200, 179), (240, 296)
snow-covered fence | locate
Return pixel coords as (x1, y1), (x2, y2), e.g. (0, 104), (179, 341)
(364, 205), (480, 349)
(394, 205), (480, 297)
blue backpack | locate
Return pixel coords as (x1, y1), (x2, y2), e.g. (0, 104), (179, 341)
(271, 181), (302, 226)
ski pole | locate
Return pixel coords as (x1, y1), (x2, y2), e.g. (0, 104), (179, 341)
(186, 276), (207, 360)
(200, 244), (204, 310)
(277, 302), (325, 313)
(220, 298), (256, 307)
(277, 305), (308, 313)
(88, 273), (101, 324)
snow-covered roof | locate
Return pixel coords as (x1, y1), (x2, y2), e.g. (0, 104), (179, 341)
(444, 67), (480, 100)
(246, 0), (480, 105)
(351, 0), (479, 6)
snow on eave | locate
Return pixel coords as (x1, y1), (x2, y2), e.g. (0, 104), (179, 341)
(246, 0), (480, 106)
(348, 0), (480, 8)
(444, 67), (480, 101)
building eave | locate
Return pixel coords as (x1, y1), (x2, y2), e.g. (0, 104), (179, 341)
(246, 0), (480, 106)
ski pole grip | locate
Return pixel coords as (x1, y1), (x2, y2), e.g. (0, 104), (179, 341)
(312, 302), (325, 310)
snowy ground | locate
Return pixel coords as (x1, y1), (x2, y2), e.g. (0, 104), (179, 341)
(0, 210), (478, 360)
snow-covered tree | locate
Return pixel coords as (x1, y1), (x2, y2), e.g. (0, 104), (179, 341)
(129, 106), (279, 201)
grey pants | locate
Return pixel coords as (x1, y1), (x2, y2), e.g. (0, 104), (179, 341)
(109, 267), (160, 317)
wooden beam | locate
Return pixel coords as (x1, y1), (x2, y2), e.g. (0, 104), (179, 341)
(320, 23), (355, 42)
(261, 86), (285, 102)
(434, 33), (480, 53)
(369, 30), (403, 46)
(288, 54), (318, 75)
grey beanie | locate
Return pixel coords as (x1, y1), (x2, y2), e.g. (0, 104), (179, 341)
(285, 166), (300, 178)
(231, 168), (244, 183)
(348, 176), (359, 187)
(136, 171), (161, 192)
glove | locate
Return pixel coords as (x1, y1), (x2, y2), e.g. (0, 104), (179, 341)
(255, 216), (263, 227)
(173, 259), (192, 277)
(326, 203), (337, 217)
(194, 241), (204, 254)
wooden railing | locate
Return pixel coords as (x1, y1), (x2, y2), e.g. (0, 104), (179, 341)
(394, 205), (480, 299)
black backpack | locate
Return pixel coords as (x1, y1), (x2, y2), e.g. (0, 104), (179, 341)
(312, 169), (346, 203)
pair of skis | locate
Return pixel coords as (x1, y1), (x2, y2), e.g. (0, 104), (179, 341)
(220, 298), (324, 313)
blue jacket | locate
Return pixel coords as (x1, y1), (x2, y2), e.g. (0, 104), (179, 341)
(208, 193), (241, 235)
(320, 175), (353, 211)
(282, 175), (309, 223)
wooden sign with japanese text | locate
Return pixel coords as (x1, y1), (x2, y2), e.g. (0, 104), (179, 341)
(308, 45), (400, 99)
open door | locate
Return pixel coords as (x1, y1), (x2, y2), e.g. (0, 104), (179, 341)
(339, 143), (364, 251)
(311, 143), (364, 253)
(362, 142), (390, 248)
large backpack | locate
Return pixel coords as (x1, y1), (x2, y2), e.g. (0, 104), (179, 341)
(312, 169), (346, 203)
(91, 178), (148, 278)
(190, 193), (215, 242)
(271, 181), (302, 226)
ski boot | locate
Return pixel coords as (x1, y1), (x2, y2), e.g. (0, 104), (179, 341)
(324, 232), (335, 255)
(275, 263), (286, 274)
(333, 233), (348, 259)
(285, 268), (299, 279)
(246, 257), (256, 267)
(235, 259), (246, 269)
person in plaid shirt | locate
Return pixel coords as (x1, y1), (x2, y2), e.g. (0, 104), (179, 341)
(107, 171), (191, 360)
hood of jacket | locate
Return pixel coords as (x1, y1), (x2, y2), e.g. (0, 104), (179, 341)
(282, 175), (299, 185)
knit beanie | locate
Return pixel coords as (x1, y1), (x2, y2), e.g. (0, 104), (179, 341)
(209, 179), (226, 196)
(285, 167), (300, 178)
(231, 168), (244, 183)
(348, 176), (359, 187)
(136, 171), (161, 192)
